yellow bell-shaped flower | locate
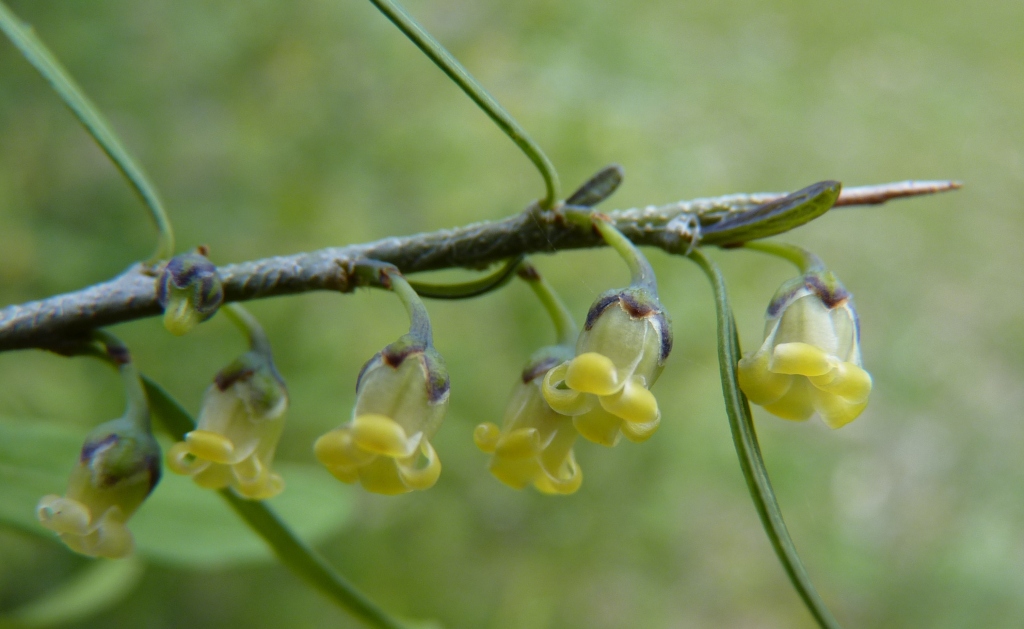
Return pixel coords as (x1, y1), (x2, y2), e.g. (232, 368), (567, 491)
(738, 270), (872, 428)
(315, 338), (448, 495)
(475, 347), (582, 495)
(168, 351), (289, 499)
(38, 355), (160, 559)
(543, 288), (672, 446)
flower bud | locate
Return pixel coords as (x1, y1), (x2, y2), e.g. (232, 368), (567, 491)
(157, 251), (223, 336)
(475, 346), (582, 495)
(315, 337), (449, 495)
(542, 287), (672, 446)
(167, 351), (288, 499)
(737, 270), (872, 428)
(37, 417), (161, 559)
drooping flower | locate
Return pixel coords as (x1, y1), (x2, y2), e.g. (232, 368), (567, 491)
(475, 346), (582, 495)
(315, 263), (448, 496)
(38, 349), (160, 559)
(737, 269), (872, 428)
(167, 305), (288, 499)
(543, 287), (672, 445)
(315, 336), (448, 495)
(540, 215), (673, 446)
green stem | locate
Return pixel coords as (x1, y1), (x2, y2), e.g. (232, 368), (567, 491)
(365, 0), (560, 209)
(517, 261), (577, 347)
(742, 241), (825, 274)
(592, 217), (658, 295)
(0, 1), (175, 264)
(221, 303), (273, 358)
(90, 330), (150, 431)
(384, 269), (434, 346)
(408, 256), (522, 299)
(141, 377), (411, 629)
(687, 248), (842, 629)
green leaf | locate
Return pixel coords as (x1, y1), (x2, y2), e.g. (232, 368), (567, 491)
(0, 557), (144, 628)
(687, 249), (842, 629)
(0, 416), (354, 567)
(701, 180), (841, 247)
(0, 1), (174, 262)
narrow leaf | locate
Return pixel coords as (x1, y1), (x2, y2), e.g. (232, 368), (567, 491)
(702, 180), (841, 247)
(565, 164), (624, 208)
(688, 249), (842, 629)
(365, 0), (560, 209)
(0, 1), (174, 262)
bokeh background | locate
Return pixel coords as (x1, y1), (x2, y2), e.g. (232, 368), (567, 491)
(1, 0), (1022, 627)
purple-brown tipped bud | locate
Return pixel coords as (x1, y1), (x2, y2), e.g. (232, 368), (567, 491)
(157, 251), (223, 336)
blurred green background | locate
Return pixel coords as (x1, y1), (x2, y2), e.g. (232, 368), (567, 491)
(0, 0), (1021, 627)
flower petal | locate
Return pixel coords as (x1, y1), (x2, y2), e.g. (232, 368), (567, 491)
(761, 378), (816, 421)
(573, 407), (624, 447)
(811, 386), (869, 429)
(598, 376), (659, 424)
(738, 350), (793, 405)
(809, 361), (872, 404)
(565, 352), (621, 396)
(542, 363), (595, 416)
(185, 430), (236, 464)
(770, 342), (833, 377)
(351, 414), (417, 458)
(473, 422), (501, 454)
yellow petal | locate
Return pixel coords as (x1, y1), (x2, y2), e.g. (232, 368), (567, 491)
(396, 440), (442, 491)
(37, 496), (91, 535)
(737, 351), (792, 405)
(494, 428), (541, 459)
(89, 510), (134, 559)
(236, 471), (285, 500)
(351, 414), (414, 458)
(565, 352), (620, 396)
(573, 408), (623, 447)
(542, 363), (594, 416)
(809, 361), (872, 404)
(599, 376), (659, 424)
(185, 430), (235, 464)
(488, 456), (538, 490)
(534, 450), (582, 495)
(359, 458), (411, 495)
(192, 462), (234, 489)
(620, 415), (660, 443)
(473, 423), (500, 453)
(167, 441), (204, 475)
(761, 379), (816, 421)
(770, 342), (833, 377)
(812, 387), (869, 429)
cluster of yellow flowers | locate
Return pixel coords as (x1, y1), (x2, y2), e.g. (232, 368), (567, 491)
(37, 229), (873, 560)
